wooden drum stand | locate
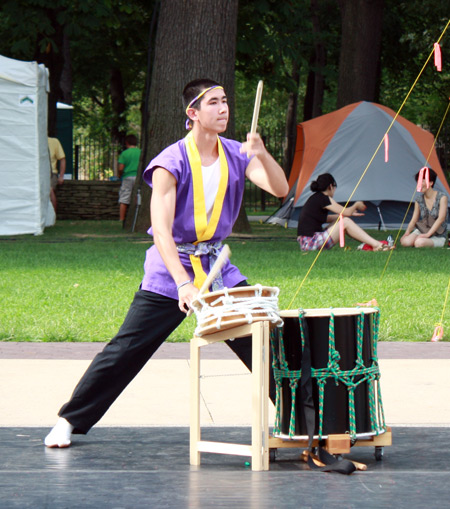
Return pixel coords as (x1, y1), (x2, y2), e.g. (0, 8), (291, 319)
(190, 320), (272, 471)
(190, 320), (392, 471)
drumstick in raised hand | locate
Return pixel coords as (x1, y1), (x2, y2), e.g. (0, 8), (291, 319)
(250, 81), (264, 134)
(186, 245), (231, 316)
(244, 81), (264, 158)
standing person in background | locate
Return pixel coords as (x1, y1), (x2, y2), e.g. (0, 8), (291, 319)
(118, 134), (141, 224)
(48, 137), (66, 212)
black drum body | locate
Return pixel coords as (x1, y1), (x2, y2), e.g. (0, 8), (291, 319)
(272, 308), (386, 440)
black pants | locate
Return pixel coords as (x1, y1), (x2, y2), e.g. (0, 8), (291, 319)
(59, 287), (275, 434)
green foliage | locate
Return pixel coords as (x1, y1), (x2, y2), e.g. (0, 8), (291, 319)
(72, 90), (143, 142)
(0, 2), (448, 155)
(234, 71), (291, 135)
(69, 0), (152, 139)
(380, 2), (450, 130)
(0, 222), (448, 343)
(236, 1), (449, 136)
(237, 0), (313, 89)
(0, 0), (152, 140)
(235, 0), (312, 134)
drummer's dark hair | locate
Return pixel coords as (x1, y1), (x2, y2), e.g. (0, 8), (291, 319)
(414, 167), (437, 185)
(310, 173), (337, 192)
(182, 78), (223, 111)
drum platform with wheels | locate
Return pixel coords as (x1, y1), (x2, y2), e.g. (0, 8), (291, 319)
(269, 308), (392, 463)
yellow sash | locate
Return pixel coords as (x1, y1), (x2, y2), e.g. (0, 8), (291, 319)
(185, 131), (229, 288)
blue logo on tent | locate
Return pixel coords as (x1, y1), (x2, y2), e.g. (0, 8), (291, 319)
(20, 96), (34, 104)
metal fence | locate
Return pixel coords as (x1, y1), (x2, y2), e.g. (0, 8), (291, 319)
(73, 137), (121, 181)
(73, 129), (286, 211)
(236, 128), (286, 212)
(73, 129), (450, 212)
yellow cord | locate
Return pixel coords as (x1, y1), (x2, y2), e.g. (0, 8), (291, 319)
(289, 20), (450, 308)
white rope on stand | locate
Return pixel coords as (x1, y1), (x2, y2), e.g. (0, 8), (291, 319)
(193, 284), (283, 336)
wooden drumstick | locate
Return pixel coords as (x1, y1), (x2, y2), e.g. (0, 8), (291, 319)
(350, 460), (367, 471)
(186, 245), (231, 316)
(301, 450), (367, 471)
(198, 244), (231, 296)
(250, 80), (264, 134)
(301, 450), (325, 466)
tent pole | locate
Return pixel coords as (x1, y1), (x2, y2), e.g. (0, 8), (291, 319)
(376, 206), (387, 232)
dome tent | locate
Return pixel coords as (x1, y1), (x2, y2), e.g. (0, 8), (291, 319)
(268, 101), (450, 230)
(0, 55), (55, 235)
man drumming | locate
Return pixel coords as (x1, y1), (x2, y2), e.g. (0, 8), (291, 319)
(45, 78), (288, 448)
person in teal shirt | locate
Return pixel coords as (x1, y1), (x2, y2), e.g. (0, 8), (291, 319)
(118, 134), (141, 222)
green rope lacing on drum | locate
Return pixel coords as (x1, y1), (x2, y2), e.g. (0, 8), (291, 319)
(272, 308), (387, 440)
(288, 378), (299, 437)
(270, 326), (292, 435)
(367, 311), (379, 433)
(372, 311), (386, 432)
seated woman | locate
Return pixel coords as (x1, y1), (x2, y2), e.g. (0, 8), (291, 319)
(297, 173), (391, 252)
(400, 168), (448, 248)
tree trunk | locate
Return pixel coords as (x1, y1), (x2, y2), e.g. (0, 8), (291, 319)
(110, 66), (126, 145)
(233, 204), (252, 233)
(283, 61), (300, 178)
(34, 9), (65, 136)
(310, 0), (326, 118)
(303, 56), (316, 122)
(126, 0), (240, 233)
(303, 0), (327, 121)
(336, 0), (384, 108)
(60, 32), (72, 105)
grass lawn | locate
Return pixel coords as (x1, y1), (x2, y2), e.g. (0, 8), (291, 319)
(0, 220), (448, 342)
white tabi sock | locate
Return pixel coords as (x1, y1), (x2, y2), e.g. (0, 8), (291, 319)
(44, 417), (74, 448)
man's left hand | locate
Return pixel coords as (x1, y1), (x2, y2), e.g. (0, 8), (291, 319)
(240, 132), (266, 158)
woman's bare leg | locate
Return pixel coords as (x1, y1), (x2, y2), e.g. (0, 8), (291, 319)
(413, 236), (435, 248)
(400, 233), (418, 247)
(327, 217), (383, 249)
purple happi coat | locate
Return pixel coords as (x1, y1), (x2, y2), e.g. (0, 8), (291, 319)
(140, 136), (250, 299)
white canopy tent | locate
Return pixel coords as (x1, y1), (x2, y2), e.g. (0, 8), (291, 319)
(0, 55), (55, 235)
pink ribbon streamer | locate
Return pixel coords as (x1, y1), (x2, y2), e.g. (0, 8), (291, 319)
(434, 43), (442, 72)
(339, 213), (345, 247)
(416, 166), (430, 192)
(384, 133), (389, 162)
(431, 324), (443, 342)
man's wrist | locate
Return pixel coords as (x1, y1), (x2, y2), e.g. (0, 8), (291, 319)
(176, 280), (192, 292)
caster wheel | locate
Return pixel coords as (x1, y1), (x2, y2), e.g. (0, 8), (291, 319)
(375, 446), (384, 461)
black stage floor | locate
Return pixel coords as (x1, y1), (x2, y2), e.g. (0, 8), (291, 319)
(1, 426), (449, 508)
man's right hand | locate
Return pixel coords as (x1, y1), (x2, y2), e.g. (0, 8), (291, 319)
(178, 283), (198, 313)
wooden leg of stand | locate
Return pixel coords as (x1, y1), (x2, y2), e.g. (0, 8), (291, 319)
(251, 321), (269, 471)
(262, 321), (269, 471)
(251, 322), (263, 471)
(190, 336), (201, 466)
